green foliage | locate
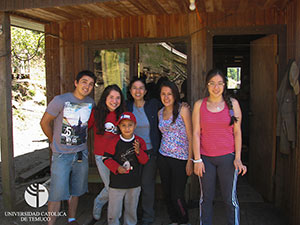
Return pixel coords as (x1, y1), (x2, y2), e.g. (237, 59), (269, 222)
(227, 68), (238, 80)
(28, 89), (36, 96)
(11, 26), (45, 75)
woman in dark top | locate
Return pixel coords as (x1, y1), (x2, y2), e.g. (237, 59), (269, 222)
(126, 76), (161, 225)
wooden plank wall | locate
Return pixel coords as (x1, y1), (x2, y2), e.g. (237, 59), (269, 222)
(45, 6), (300, 225)
(0, 12), (16, 211)
(292, 0), (300, 224)
(45, 8), (285, 101)
(283, 1), (300, 225)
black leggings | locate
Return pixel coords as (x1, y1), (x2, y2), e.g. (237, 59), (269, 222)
(157, 154), (189, 224)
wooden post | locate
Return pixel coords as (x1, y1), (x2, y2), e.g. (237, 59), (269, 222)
(0, 12), (16, 210)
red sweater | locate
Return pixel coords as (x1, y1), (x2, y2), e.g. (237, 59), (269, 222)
(88, 109), (118, 156)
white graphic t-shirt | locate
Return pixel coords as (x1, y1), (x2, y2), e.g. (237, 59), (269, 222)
(46, 93), (94, 153)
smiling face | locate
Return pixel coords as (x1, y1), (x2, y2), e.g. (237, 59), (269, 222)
(106, 90), (121, 112)
(130, 80), (147, 102)
(207, 74), (225, 99)
(118, 119), (136, 139)
(74, 75), (95, 99)
(160, 86), (175, 107)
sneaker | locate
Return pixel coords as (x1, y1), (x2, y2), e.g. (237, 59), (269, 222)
(68, 221), (80, 225)
(93, 202), (103, 220)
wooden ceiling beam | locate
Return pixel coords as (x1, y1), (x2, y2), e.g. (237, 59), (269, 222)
(1, 0), (112, 11)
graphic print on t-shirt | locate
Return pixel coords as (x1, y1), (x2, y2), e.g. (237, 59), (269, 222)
(61, 102), (93, 145)
(119, 144), (136, 172)
(105, 122), (118, 134)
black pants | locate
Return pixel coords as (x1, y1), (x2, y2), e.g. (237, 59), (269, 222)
(200, 153), (239, 225)
(157, 154), (189, 224)
(140, 153), (157, 223)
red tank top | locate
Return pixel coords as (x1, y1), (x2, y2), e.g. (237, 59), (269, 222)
(200, 98), (234, 156)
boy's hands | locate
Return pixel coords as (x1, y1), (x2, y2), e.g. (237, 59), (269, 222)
(117, 165), (128, 174)
(133, 139), (140, 155)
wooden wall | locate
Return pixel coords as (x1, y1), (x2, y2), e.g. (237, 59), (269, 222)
(45, 5), (300, 225)
(45, 8), (286, 102)
(290, 0), (300, 224)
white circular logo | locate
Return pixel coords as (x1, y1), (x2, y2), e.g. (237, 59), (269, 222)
(24, 183), (49, 208)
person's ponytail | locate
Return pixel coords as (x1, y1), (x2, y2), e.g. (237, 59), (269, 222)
(223, 94), (237, 125)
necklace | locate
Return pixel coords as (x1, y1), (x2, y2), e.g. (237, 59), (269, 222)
(208, 99), (224, 111)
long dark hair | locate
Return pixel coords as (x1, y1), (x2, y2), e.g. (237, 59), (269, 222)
(206, 68), (237, 125)
(160, 80), (180, 124)
(126, 76), (149, 101)
(94, 84), (126, 135)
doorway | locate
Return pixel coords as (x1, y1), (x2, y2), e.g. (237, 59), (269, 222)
(213, 34), (278, 202)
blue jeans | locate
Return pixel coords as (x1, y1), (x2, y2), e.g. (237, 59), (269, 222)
(49, 150), (88, 201)
(94, 155), (110, 210)
(108, 187), (141, 225)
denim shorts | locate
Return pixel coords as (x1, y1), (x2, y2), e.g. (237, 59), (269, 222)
(49, 149), (89, 201)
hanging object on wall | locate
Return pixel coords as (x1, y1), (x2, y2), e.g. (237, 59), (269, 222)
(289, 60), (300, 95)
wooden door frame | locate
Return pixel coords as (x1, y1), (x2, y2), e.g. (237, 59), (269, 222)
(206, 25), (286, 200)
(206, 25), (286, 82)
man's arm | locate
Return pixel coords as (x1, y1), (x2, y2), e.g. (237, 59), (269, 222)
(40, 112), (56, 143)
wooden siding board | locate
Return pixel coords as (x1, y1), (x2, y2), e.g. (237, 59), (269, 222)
(121, 16), (130, 39)
(52, 23), (60, 97)
(255, 10), (266, 26)
(113, 17), (122, 39)
(14, 0), (24, 9)
(0, 12), (16, 211)
(129, 16), (137, 38)
(81, 19), (89, 68)
(264, 8), (275, 25)
(45, 23), (53, 103)
(73, 20), (82, 75)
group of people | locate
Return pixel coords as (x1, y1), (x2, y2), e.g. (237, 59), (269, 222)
(40, 68), (247, 225)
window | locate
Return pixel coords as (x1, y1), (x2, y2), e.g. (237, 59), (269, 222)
(93, 48), (130, 103)
(227, 67), (241, 89)
(138, 41), (187, 100)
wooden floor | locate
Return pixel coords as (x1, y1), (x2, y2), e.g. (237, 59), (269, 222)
(54, 195), (286, 225)
(54, 176), (286, 225)
(4, 176), (285, 225)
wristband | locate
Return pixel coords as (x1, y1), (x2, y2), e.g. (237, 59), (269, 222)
(191, 158), (203, 163)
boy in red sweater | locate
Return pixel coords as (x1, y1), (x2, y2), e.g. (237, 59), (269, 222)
(103, 112), (149, 225)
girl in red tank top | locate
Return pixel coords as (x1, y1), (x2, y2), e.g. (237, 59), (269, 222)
(192, 69), (247, 225)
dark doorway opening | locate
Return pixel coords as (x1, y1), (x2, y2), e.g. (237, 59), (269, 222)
(212, 34), (265, 166)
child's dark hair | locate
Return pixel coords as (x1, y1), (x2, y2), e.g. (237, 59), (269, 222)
(76, 70), (97, 83)
(94, 84), (126, 135)
(127, 76), (149, 101)
(206, 68), (237, 125)
(160, 80), (180, 124)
